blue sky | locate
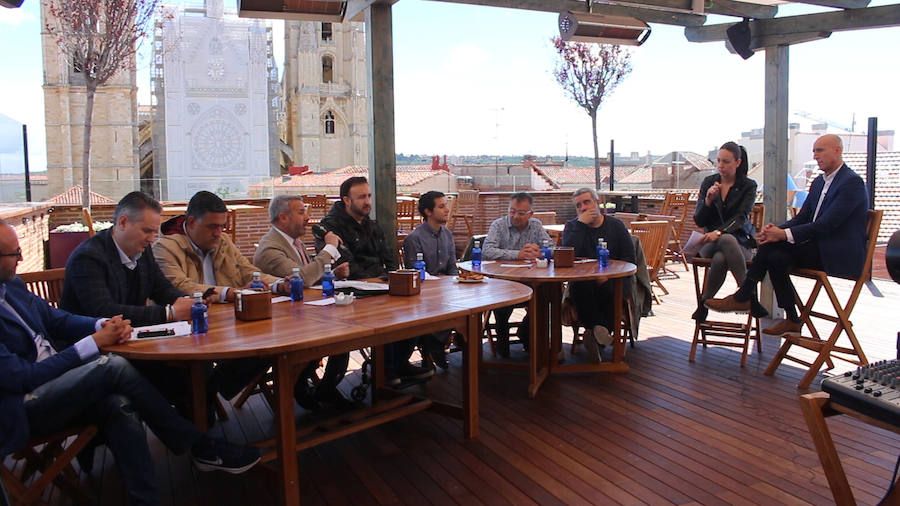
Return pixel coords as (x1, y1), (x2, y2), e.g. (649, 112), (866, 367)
(1, 0), (898, 173)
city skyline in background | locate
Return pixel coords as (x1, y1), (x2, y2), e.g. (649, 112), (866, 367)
(1, 0), (899, 176)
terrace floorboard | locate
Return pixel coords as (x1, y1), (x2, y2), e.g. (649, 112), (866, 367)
(7, 269), (899, 505)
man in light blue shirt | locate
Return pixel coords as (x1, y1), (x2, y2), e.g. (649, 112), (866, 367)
(483, 192), (551, 357)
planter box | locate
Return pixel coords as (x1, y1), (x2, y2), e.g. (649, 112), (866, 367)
(47, 231), (90, 269)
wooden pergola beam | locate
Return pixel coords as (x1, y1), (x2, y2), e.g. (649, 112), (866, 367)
(425, 0), (707, 26)
(790, 0), (870, 9)
(685, 3), (900, 43)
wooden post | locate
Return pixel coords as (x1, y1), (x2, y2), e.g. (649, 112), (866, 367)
(761, 45), (789, 315)
(365, 3), (398, 253)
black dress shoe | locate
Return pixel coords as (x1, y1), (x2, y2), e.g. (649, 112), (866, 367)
(294, 384), (322, 411)
(692, 306), (708, 322)
(750, 300), (769, 318)
(429, 347), (449, 370)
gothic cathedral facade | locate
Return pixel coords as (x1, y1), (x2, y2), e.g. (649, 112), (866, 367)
(283, 20), (368, 172)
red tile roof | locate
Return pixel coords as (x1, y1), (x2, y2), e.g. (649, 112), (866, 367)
(539, 166), (610, 185)
(249, 165), (448, 189)
(45, 185), (116, 205)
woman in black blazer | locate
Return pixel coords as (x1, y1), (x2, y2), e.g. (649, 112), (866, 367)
(692, 142), (764, 322)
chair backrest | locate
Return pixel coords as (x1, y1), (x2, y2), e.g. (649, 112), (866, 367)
(456, 190), (479, 215)
(661, 192), (690, 220)
(396, 199), (417, 219)
(18, 268), (66, 307)
(630, 221), (669, 273)
(532, 211), (556, 225)
(860, 209), (883, 283)
(751, 203), (765, 232)
(82, 208), (96, 236)
(303, 195), (329, 221)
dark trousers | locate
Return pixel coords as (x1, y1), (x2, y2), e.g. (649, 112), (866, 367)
(296, 353), (350, 400)
(569, 280), (616, 331)
(25, 355), (203, 506)
(743, 240), (823, 311)
(492, 305), (530, 341)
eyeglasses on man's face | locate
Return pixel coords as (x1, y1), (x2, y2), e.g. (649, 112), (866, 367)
(0, 248), (22, 258)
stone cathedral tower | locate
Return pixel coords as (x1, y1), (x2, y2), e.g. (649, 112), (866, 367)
(283, 20), (368, 172)
(40, 1), (140, 200)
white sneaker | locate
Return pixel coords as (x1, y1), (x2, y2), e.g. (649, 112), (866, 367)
(593, 325), (613, 347)
(581, 328), (601, 363)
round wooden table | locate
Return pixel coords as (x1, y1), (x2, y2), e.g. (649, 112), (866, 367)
(458, 259), (636, 397)
(104, 276), (531, 506)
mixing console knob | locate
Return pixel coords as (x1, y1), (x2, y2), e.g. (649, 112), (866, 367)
(864, 387), (873, 393)
(855, 384), (864, 390)
(874, 391), (883, 397)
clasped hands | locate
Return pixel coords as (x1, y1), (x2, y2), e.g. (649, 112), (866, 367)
(93, 315), (133, 346)
(756, 223), (787, 245)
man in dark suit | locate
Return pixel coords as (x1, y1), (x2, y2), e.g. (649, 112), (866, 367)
(61, 191), (192, 327)
(61, 191), (197, 407)
(0, 220), (259, 506)
(706, 134), (869, 336)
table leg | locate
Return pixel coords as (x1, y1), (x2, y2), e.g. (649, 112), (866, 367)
(189, 362), (208, 432)
(527, 285), (549, 398)
(629, 195), (639, 213)
(799, 392), (856, 506)
(463, 313), (479, 439)
(548, 284), (563, 363)
(612, 278), (625, 363)
(274, 354), (300, 506)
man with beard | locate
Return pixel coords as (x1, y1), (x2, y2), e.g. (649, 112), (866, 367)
(317, 177), (433, 386)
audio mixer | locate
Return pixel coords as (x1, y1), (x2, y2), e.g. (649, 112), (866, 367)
(821, 360), (900, 428)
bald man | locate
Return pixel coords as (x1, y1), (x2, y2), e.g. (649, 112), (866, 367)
(706, 134), (869, 336)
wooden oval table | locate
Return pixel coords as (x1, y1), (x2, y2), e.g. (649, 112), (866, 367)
(105, 276), (531, 506)
(458, 259), (637, 397)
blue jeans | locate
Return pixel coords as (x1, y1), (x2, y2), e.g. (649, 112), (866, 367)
(24, 354), (203, 506)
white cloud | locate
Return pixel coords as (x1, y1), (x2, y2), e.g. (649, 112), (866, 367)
(0, 8), (35, 27)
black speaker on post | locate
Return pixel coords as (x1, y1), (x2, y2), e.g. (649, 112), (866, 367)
(1, 0), (25, 8)
(726, 18), (754, 60)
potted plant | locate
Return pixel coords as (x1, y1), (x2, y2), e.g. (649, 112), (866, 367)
(47, 221), (113, 268)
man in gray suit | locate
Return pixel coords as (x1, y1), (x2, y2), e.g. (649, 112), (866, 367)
(254, 195), (351, 409)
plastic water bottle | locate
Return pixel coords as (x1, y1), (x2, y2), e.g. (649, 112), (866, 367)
(597, 239), (610, 270)
(290, 267), (304, 301)
(414, 252), (426, 281)
(190, 292), (208, 334)
(321, 263), (335, 298)
(249, 271), (265, 291)
(541, 239), (553, 261)
(472, 240), (482, 270)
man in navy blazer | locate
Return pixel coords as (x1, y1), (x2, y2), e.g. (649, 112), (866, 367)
(706, 134), (869, 336)
(61, 191), (193, 328)
(0, 221), (259, 505)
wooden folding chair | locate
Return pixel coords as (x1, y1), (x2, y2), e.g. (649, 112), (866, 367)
(630, 221), (669, 303)
(764, 209), (883, 389)
(81, 208), (95, 237)
(689, 257), (762, 367)
(661, 192), (690, 272)
(2, 425), (98, 505)
(303, 195), (329, 224)
(17, 269), (66, 308)
(396, 199), (418, 232)
(532, 211), (556, 225)
(449, 190), (477, 238)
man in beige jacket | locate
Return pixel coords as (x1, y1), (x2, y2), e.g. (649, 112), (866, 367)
(153, 191), (286, 405)
(253, 194), (353, 409)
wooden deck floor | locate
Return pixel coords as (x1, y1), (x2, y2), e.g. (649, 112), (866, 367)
(9, 270), (900, 506)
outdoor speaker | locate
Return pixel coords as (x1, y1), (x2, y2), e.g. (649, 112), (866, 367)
(0, 0), (24, 8)
(726, 18), (754, 59)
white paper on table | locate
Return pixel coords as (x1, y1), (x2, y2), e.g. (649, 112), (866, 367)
(574, 259), (594, 264)
(130, 321), (191, 341)
(681, 230), (706, 260)
(271, 296), (291, 303)
(311, 280), (389, 291)
(480, 260), (495, 265)
(499, 263), (532, 268)
(424, 273), (440, 280)
(304, 298), (335, 306)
